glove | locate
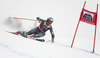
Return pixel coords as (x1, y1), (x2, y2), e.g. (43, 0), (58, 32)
(36, 17), (40, 20)
(51, 38), (54, 43)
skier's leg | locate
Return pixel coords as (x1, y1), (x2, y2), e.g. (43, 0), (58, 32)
(34, 32), (45, 38)
(26, 27), (42, 38)
(12, 31), (27, 37)
(27, 27), (40, 35)
(17, 27), (39, 37)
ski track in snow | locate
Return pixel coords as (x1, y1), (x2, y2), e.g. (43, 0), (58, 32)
(0, 37), (100, 58)
(0, 43), (34, 58)
(0, 28), (100, 58)
(73, 46), (100, 56)
(48, 41), (100, 56)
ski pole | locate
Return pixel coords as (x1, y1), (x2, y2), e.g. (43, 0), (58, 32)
(9, 17), (37, 21)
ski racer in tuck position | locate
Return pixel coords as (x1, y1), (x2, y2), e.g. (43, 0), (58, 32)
(15, 17), (55, 43)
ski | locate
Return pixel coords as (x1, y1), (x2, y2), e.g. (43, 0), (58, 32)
(6, 31), (45, 42)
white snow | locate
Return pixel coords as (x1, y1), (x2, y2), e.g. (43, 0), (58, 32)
(0, 0), (100, 58)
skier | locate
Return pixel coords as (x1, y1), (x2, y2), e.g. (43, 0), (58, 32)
(14, 17), (55, 43)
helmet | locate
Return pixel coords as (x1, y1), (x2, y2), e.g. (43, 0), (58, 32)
(47, 17), (53, 24)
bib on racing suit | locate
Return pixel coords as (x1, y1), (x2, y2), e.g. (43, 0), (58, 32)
(37, 19), (55, 39)
(39, 21), (51, 32)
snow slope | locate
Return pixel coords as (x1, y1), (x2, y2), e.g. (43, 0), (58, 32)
(0, 28), (100, 58)
(0, 26), (100, 58)
(0, 0), (100, 58)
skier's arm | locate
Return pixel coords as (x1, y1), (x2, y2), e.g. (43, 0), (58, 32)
(36, 17), (44, 23)
(50, 27), (55, 43)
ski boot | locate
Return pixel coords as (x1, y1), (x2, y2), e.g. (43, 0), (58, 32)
(19, 31), (27, 38)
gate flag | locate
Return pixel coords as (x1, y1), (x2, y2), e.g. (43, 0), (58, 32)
(80, 8), (97, 25)
(71, 1), (98, 53)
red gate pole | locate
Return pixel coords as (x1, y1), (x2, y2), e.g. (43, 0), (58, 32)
(93, 4), (98, 53)
(83, 1), (86, 9)
(93, 25), (97, 53)
(71, 1), (86, 48)
(96, 4), (98, 13)
(71, 20), (80, 48)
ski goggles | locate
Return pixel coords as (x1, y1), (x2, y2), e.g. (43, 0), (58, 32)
(47, 21), (52, 24)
